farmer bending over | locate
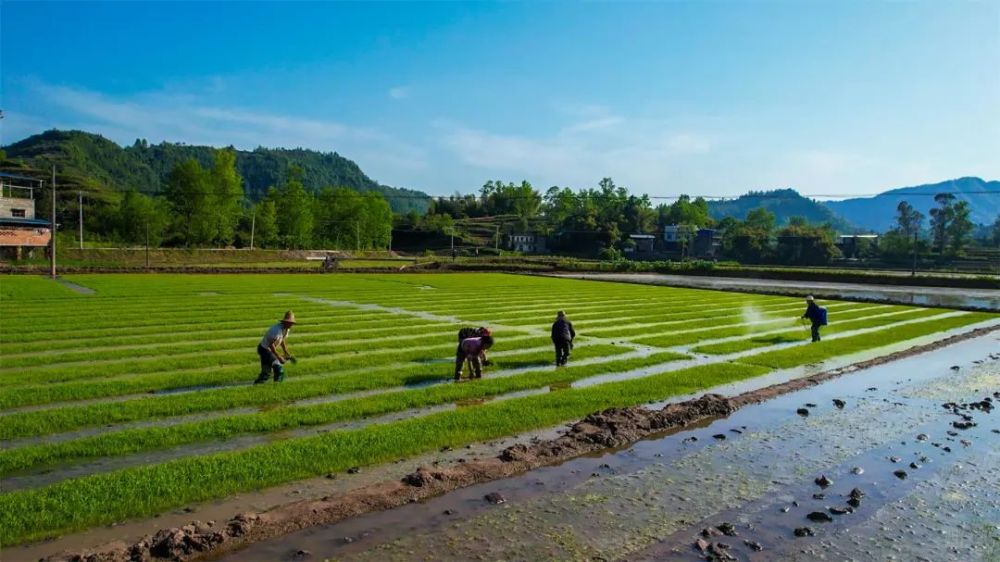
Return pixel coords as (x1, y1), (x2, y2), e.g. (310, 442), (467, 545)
(255, 311), (296, 384)
(551, 310), (576, 366)
(801, 296), (826, 343)
(455, 334), (494, 381)
(457, 326), (492, 366)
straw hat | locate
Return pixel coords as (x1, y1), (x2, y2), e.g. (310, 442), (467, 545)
(281, 311), (297, 324)
(805, 295), (815, 302)
(556, 310), (566, 317)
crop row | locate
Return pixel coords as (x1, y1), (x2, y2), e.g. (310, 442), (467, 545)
(0, 346), (676, 476)
(6, 305), (990, 546)
(0, 340), (630, 439)
(691, 307), (949, 354)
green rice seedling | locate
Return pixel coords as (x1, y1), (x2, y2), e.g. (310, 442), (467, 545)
(740, 312), (997, 369)
(691, 307), (946, 354)
(0, 338), (623, 439)
(0, 346), (674, 475)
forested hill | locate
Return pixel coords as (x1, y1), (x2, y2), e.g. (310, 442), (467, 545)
(1, 130), (431, 213)
(707, 188), (855, 232)
(823, 177), (999, 232)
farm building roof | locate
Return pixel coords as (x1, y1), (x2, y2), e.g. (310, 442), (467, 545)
(0, 217), (51, 227)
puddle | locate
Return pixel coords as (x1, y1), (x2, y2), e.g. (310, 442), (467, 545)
(55, 278), (95, 295)
(218, 333), (1000, 562)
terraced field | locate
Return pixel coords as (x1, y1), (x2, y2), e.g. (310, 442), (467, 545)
(0, 273), (996, 547)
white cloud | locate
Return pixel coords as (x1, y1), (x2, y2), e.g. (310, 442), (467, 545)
(388, 86), (411, 100)
(23, 81), (429, 183)
(435, 112), (716, 191)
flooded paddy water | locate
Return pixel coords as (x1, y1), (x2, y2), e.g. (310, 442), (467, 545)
(223, 333), (1000, 562)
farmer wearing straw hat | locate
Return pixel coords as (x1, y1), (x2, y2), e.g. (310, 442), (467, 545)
(255, 311), (297, 383)
(801, 296), (826, 342)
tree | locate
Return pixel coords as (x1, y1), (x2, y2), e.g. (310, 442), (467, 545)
(205, 149), (245, 246)
(163, 158), (212, 245)
(946, 200), (973, 255)
(992, 215), (1000, 247)
(116, 189), (170, 246)
(894, 201), (923, 239)
(656, 195), (711, 229)
(253, 198), (278, 248)
(929, 193), (955, 254)
(274, 168), (314, 248)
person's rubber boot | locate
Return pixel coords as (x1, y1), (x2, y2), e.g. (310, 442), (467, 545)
(273, 364), (286, 382)
(254, 372), (269, 384)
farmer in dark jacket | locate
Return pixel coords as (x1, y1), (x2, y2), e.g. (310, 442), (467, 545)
(802, 295), (824, 342)
(551, 311), (576, 366)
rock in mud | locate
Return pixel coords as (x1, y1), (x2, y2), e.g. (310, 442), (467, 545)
(796, 408), (810, 417)
(952, 421), (977, 430)
(814, 475), (833, 488)
(149, 522), (227, 558)
(716, 522), (738, 536)
(916, 433), (929, 441)
(829, 506), (854, 515)
(402, 467), (445, 487)
(794, 527), (816, 537)
(484, 492), (506, 505)
(712, 434), (727, 440)
(744, 539), (764, 551)
(889, 456), (902, 463)
(806, 511), (834, 523)
(293, 549), (312, 559)
(832, 399), (846, 409)
(893, 470), (908, 480)
(683, 436), (698, 443)
(707, 542), (735, 561)
(443, 509), (456, 515)
(849, 487), (864, 499)
(780, 506), (790, 513)
(847, 497), (861, 508)
(812, 493), (826, 500)
(950, 365), (960, 370)
(909, 462), (921, 469)
(851, 467), (864, 475)
(695, 538), (710, 553)
(701, 526), (724, 538)
(805, 403), (817, 408)
(346, 466), (360, 474)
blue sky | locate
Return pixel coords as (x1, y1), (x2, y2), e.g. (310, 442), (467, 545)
(2, 1), (998, 197)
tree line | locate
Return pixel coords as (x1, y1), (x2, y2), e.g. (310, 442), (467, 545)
(95, 149), (392, 250)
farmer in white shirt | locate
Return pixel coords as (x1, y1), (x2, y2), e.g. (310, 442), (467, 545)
(255, 311), (296, 383)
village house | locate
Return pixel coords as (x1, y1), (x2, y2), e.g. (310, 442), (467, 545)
(0, 173), (51, 260)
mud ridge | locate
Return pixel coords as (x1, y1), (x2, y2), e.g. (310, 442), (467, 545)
(41, 323), (999, 562)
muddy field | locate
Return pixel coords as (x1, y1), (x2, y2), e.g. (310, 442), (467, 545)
(227, 333), (999, 562)
(2, 273), (997, 561)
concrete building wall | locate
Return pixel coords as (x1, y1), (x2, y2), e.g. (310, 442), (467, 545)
(0, 197), (36, 219)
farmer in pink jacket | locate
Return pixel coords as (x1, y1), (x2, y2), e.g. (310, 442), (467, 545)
(455, 334), (494, 381)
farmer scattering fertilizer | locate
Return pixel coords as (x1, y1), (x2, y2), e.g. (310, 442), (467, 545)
(255, 311), (297, 383)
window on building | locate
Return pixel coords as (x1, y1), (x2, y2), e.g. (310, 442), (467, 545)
(11, 209), (26, 218)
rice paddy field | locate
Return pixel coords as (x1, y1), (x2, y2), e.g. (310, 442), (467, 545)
(0, 272), (996, 548)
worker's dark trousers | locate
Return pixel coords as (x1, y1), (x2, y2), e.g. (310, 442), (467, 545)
(256, 344), (284, 382)
(811, 324), (821, 342)
(553, 339), (572, 366)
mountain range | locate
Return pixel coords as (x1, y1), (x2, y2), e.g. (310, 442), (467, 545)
(1, 130), (431, 213)
(823, 177), (999, 231)
(2, 130), (995, 231)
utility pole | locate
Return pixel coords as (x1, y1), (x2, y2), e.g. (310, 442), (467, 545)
(145, 221), (150, 269)
(355, 221), (360, 252)
(910, 231), (918, 277)
(50, 166), (57, 279)
(249, 210), (256, 250)
(78, 191), (84, 250)
(494, 224), (500, 251)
